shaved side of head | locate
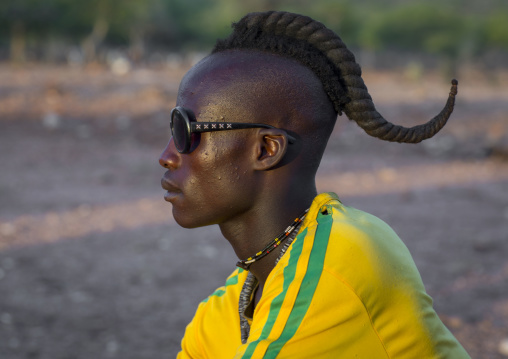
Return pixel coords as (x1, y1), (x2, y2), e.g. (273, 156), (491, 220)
(178, 50), (337, 173)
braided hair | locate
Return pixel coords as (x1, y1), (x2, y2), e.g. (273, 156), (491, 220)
(213, 11), (458, 144)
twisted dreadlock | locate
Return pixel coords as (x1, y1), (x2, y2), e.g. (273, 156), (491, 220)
(213, 11), (458, 144)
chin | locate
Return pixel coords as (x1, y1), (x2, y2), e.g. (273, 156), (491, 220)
(174, 218), (201, 229)
(172, 208), (214, 229)
(172, 213), (196, 229)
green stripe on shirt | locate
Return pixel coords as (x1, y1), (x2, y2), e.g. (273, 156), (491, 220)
(263, 212), (333, 358)
(241, 228), (309, 358)
(202, 268), (243, 303)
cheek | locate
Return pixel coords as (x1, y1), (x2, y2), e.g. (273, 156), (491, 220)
(173, 172), (248, 228)
(197, 134), (250, 185)
(171, 133), (255, 227)
(191, 159), (248, 203)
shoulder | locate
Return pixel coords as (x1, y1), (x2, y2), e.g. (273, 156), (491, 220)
(302, 194), (423, 293)
(288, 193), (469, 358)
(270, 193), (414, 288)
(328, 202), (417, 270)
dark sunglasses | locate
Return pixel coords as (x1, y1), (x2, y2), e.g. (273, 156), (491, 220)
(170, 106), (296, 154)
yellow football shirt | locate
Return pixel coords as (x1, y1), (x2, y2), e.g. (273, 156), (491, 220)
(177, 193), (470, 358)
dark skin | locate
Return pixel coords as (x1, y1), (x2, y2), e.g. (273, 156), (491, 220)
(159, 50), (336, 306)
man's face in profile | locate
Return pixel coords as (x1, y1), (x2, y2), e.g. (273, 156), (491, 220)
(159, 49), (337, 230)
(159, 56), (259, 229)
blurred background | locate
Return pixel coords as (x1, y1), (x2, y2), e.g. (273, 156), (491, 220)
(1, 0), (508, 71)
(0, 0), (507, 358)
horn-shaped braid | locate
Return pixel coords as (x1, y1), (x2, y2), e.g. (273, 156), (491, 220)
(213, 11), (458, 144)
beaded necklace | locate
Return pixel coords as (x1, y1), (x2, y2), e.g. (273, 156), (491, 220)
(238, 217), (304, 343)
(236, 208), (309, 270)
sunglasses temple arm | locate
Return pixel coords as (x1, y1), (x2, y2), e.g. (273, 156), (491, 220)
(190, 122), (296, 144)
(231, 123), (296, 144)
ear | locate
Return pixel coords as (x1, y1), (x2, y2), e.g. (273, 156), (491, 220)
(252, 129), (289, 171)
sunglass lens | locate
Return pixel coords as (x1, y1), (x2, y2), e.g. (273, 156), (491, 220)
(171, 110), (187, 152)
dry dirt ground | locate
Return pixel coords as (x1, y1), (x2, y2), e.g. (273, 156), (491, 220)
(0, 64), (507, 358)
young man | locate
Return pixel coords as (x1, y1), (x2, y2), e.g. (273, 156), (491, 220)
(159, 11), (469, 358)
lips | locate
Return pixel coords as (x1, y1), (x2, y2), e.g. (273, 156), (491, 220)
(161, 178), (179, 192)
(161, 173), (181, 202)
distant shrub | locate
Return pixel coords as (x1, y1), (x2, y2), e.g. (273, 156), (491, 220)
(484, 13), (508, 50)
(359, 4), (465, 57)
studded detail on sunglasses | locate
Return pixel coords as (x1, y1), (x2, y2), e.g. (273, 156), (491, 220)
(170, 106), (296, 154)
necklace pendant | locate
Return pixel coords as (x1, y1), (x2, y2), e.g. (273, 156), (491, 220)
(236, 261), (250, 270)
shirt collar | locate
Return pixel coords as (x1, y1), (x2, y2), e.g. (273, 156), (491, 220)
(300, 192), (340, 230)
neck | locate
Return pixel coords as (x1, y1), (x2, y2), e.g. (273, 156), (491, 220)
(218, 181), (317, 286)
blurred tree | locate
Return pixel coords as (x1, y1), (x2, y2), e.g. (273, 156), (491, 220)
(360, 4), (464, 54)
(484, 12), (508, 50)
(0, 0), (507, 67)
(297, 0), (363, 46)
(0, 0), (63, 62)
(358, 4), (468, 73)
(147, 0), (216, 51)
(55, 0), (156, 62)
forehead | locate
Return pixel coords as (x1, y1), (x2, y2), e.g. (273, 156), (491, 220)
(176, 50), (323, 123)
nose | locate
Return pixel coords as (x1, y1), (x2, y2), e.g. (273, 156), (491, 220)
(159, 138), (181, 169)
